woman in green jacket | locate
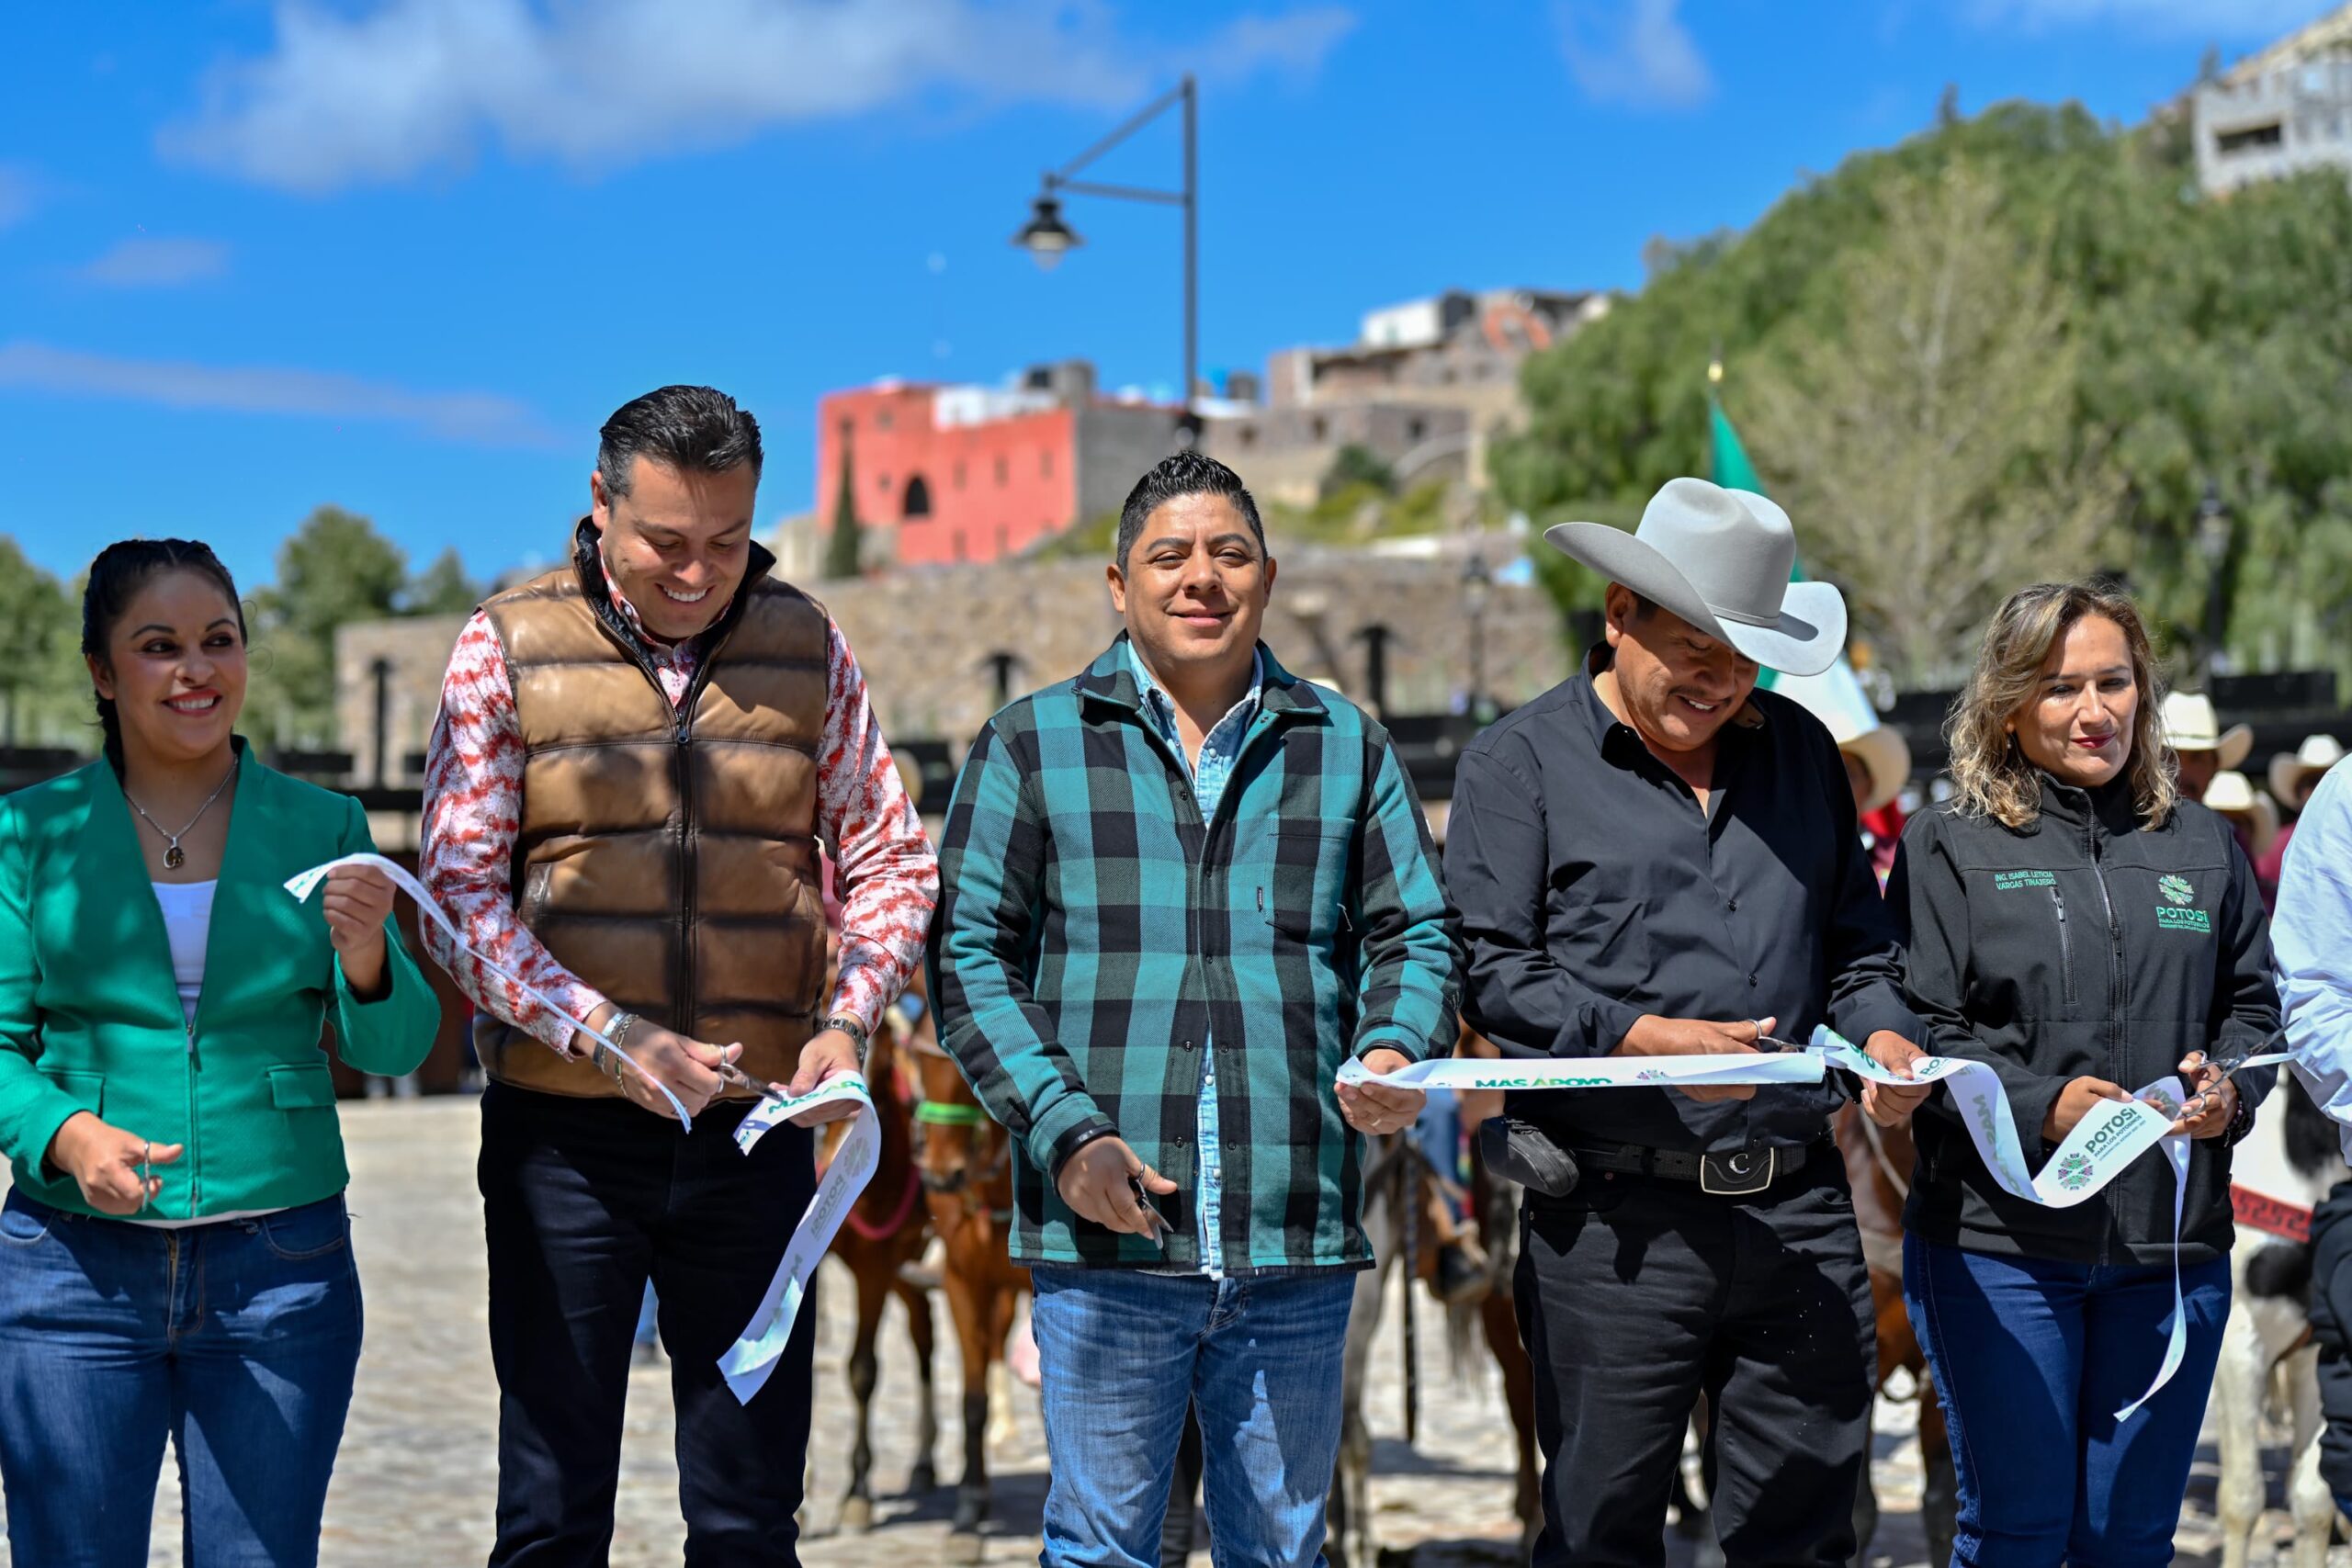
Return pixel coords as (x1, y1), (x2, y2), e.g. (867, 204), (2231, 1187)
(0, 538), (439, 1568)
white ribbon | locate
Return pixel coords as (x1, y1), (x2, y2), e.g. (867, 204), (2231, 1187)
(288, 852), (881, 1405)
(285, 853), (691, 1124)
(1345, 1026), (2299, 1419)
(718, 1074), (879, 1404)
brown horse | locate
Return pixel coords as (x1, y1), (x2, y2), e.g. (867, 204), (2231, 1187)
(816, 1016), (939, 1531)
(1834, 1102), (1957, 1568)
(1326, 1028), (1542, 1568)
(907, 1030), (1030, 1563)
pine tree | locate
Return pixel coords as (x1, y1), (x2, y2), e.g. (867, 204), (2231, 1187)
(824, 434), (861, 581)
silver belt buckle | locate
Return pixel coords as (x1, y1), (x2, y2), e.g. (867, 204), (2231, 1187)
(1700, 1146), (1776, 1196)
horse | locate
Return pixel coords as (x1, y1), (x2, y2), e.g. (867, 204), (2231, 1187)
(1835, 1102), (1957, 1568)
(907, 1024), (1032, 1563)
(816, 1011), (939, 1532)
(1326, 1032), (1542, 1568)
(2215, 1073), (2347, 1568)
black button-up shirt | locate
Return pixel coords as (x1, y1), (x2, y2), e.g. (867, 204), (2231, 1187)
(1446, 651), (1919, 1155)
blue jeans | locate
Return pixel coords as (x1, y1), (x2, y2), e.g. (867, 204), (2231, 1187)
(0, 1189), (363, 1568)
(1905, 1234), (2230, 1568)
(1031, 1265), (1357, 1568)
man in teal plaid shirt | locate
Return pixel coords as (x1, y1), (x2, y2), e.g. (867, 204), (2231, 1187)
(932, 450), (1459, 1566)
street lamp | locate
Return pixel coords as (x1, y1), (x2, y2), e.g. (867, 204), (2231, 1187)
(1012, 74), (1199, 438)
(1462, 549), (1494, 722)
(1009, 196), (1081, 270)
(2196, 479), (2233, 683)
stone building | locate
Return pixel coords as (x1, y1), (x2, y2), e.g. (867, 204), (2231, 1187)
(1199, 287), (1610, 506)
(333, 543), (1568, 848)
(2195, 3), (2352, 195)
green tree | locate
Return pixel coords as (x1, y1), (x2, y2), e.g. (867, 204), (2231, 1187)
(1496, 100), (2352, 685)
(404, 547), (481, 615)
(0, 539), (76, 748)
(1744, 160), (2121, 683)
(1318, 443), (1396, 502)
(824, 443), (862, 581)
(245, 506), (408, 748)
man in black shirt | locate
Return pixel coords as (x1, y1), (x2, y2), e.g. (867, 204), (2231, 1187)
(1448, 478), (1930, 1568)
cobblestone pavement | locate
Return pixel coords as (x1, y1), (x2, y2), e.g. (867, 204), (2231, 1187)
(0, 1100), (2301, 1565)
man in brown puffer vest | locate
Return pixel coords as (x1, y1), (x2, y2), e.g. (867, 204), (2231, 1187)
(421, 385), (938, 1565)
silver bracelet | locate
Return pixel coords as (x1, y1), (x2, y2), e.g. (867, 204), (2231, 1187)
(594, 1010), (639, 1081)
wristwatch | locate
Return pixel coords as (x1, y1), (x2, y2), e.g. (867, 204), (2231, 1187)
(824, 1014), (871, 1069)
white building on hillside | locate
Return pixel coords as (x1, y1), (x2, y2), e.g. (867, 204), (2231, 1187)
(2196, 3), (2352, 195)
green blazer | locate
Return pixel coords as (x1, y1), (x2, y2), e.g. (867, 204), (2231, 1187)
(0, 744), (439, 1220)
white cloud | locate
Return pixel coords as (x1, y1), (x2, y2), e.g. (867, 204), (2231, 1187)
(1555, 0), (1713, 110)
(77, 237), (232, 288)
(1966, 0), (2322, 33)
(0, 166), (36, 231)
(161, 0), (1355, 194)
(0, 343), (558, 447)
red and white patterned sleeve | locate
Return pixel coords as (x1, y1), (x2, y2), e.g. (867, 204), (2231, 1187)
(418, 612), (611, 1055)
(815, 615), (941, 1035)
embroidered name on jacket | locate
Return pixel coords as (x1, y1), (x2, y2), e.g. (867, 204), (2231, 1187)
(2154, 874), (2211, 933)
(1992, 869), (2057, 891)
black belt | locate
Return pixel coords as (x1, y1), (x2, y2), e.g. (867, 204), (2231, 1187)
(1567, 1136), (1826, 1197)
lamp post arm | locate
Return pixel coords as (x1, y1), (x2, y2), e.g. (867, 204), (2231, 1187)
(1053, 179), (1187, 206)
(1053, 79), (1192, 182)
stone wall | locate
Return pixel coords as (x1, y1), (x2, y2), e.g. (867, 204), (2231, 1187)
(334, 547), (1571, 789)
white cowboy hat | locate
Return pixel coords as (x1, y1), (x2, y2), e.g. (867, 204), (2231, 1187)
(1545, 478), (1848, 678)
(1839, 727), (1912, 817)
(1770, 661), (1911, 814)
(2160, 692), (2252, 771)
(2270, 734), (2346, 805)
(2202, 770), (2279, 859)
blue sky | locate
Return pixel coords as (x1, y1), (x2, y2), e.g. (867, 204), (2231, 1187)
(0, 0), (2320, 591)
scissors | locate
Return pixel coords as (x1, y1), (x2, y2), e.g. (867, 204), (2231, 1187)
(1127, 1175), (1171, 1249)
(713, 1058), (768, 1096)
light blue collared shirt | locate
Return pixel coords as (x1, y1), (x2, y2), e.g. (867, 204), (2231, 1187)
(1127, 640), (1263, 1278)
(2275, 762), (2352, 1162)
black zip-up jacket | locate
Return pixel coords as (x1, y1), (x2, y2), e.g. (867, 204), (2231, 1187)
(1889, 775), (2279, 1266)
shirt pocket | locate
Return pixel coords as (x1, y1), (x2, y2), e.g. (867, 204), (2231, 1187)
(1257, 822), (1358, 943)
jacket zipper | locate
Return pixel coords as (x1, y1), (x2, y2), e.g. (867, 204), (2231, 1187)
(589, 581), (751, 1048)
(2088, 816), (2123, 1268)
(2052, 888), (2075, 1007)
(184, 1017), (201, 1213)
(671, 615), (748, 1043)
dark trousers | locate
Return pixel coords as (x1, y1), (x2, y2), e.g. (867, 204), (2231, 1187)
(480, 1083), (819, 1567)
(2314, 1184), (2352, 1515)
(1514, 1155), (1875, 1568)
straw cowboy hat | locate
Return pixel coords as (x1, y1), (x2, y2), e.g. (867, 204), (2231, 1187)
(1770, 662), (1911, 814)
(2269, 734), (2346, 807)
(1546, 478), (1848, 678)
(2201, 770), (2278, 859)
(2160, 692), (2252, 771)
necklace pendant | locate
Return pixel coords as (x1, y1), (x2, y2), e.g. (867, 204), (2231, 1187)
(164, 841), (185, 871)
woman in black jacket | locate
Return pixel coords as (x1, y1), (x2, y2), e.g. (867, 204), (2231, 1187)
(1890, 581), (2278, 1568)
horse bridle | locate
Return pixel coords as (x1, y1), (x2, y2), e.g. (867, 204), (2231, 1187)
(912, 1099), (1012, 1203)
